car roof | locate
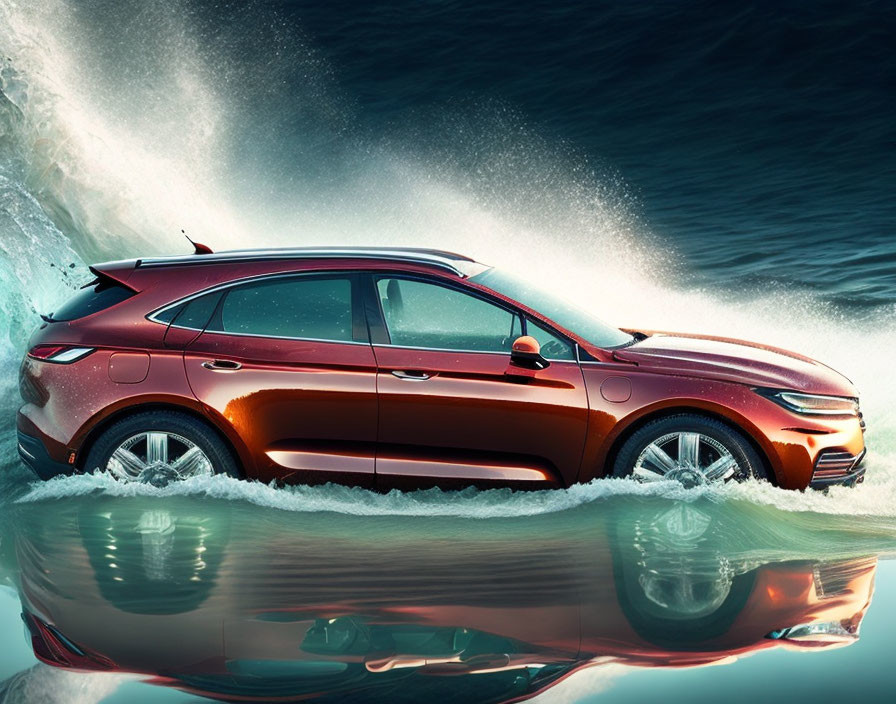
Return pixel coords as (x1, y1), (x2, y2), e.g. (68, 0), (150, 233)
(128, 246), (485, 277)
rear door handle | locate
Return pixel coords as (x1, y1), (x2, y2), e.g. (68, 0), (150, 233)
(202, 359), (242, 371)
(391, 369), (432, 381)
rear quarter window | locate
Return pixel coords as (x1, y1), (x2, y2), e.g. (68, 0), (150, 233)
(154, 292), (223, 330)
(50, 279), (135, 322)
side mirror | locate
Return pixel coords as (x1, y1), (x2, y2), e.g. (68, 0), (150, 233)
(509, 335), (550, 371)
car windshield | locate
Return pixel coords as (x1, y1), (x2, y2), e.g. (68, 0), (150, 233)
(469, 267), (633, 349)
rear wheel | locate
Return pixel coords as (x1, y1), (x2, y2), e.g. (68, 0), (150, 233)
(612, 414), (767, 486)
(83, 411), (240, 485)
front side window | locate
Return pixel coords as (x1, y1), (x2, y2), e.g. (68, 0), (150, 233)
(206, 276), (355, 342)
(528, 319), (576, 360)
(376, 277), (518, 353)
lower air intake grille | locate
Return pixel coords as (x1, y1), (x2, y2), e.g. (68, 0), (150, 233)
(811, 449), (866, 485)
(813, 558), (876, 599)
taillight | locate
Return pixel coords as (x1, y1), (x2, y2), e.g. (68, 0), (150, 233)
(28, 345), (95, 363)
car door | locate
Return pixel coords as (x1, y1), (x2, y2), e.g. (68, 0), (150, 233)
(367, 273), (589, 489)
(182, 272), (378, 486)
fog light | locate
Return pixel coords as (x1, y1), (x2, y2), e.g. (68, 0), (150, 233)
(766, 620), (859, 644)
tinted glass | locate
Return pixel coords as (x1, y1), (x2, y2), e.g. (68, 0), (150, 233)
(174, 293), (222, 330)
(152, 303), (182, 325)
(210, 277), (353, 341)
(50, 279), (134, 322)
(528, 319), (575, 360)
(469, 268), (633, 348)
(377, 278), (518, 352)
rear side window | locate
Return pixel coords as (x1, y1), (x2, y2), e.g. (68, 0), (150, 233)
(207, 276), (355, 342)
(50, 279), (134, 322)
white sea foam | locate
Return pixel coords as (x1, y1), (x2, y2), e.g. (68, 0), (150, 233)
(14, 457), (896, 520)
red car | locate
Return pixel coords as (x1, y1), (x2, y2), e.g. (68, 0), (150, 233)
(17, 246), (866, 490)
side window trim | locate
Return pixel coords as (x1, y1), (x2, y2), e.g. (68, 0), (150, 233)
(350, 273), (369, 342)
(147, 271), (370, 344)
(360, 273), (390, 346)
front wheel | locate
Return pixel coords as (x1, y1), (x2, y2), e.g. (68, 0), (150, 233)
(612, 414), (767, 487)
(83, 411), (240, 486)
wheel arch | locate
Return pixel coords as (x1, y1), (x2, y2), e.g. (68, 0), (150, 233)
(598, 403), (779, 486)
(74, 399), (250, 477)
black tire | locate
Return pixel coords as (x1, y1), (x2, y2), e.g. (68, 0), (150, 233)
(612, 413), (768, 483)
(83, 411), (241, 479)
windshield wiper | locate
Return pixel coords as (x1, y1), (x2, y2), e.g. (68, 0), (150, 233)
(616, 331), (648, 349)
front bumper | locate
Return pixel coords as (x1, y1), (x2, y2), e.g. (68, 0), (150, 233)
(16, 430), (73, 480)
(764, 400), (866, 489)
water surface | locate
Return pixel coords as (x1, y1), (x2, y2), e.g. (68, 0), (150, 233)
(2, 492), (895, 702)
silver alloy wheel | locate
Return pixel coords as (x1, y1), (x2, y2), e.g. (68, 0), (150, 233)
(106, 432), (214, 484)
(632, 432), (740, 487)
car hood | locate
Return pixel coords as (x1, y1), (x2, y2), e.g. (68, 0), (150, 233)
(613, 332), (857, 397)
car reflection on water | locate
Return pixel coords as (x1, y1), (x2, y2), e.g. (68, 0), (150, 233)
(3, 496), (877, 703)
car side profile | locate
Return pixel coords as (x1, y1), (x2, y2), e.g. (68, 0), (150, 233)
(17, 246), (866, 490)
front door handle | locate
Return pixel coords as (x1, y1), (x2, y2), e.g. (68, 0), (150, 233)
(202, 359), (242, 371)
(391, 369), (432, 381)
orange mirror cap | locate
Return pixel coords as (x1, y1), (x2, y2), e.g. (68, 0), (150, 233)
(512, 335), (541, 354)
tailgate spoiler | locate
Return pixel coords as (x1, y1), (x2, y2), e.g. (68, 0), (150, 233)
(88, 259), (140, 291)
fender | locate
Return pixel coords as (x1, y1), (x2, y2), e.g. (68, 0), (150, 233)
(72, 393), (254, 476)
(580, 392), (782, 484)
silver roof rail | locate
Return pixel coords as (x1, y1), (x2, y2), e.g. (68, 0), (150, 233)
(134, 246), (482, 277)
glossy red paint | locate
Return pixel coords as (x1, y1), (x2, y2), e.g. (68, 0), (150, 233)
(184, 333), (379, 486)
(373, 346), (587, 488)
(16, 248), (865, 489)
(107, 352), (150, 383)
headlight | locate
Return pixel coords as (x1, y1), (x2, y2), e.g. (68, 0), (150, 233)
(755, 388), (859, 416)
